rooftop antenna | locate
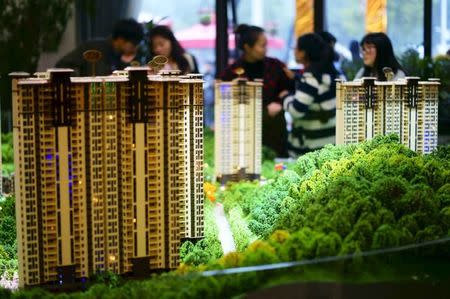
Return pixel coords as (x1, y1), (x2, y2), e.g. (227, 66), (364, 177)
(383, 67), (394, 81)
(233, 67), (245, 78)
(83, 50), (102, 76)
(148, 55), (168, 73)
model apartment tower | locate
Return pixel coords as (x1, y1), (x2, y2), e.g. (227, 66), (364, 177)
(214, 78), (262, 183)
(336, 77), (439, 153)
(12, 68), (204, 287)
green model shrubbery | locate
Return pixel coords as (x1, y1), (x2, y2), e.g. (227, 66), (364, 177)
(210, 135), (450, 271)
(179, 200), (223, 266)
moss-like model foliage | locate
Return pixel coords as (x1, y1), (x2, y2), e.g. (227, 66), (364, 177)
(207, 135), (450, 271)
(179, 200), (223, 266)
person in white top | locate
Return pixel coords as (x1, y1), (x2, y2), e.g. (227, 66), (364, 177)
(355, 32), (406, 81)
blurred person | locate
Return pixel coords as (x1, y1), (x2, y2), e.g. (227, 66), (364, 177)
(280, 33), (340, 157)
(355, 32), (405, 81)
(148, 25), (199, 74)
(317, 31), (337, 49)
(318, 31), (345, 76)
(341, 39), (364, 80)
(56, 19), (144, 76)
(349, 39), (363, 64)
(219, 24), (294, 157)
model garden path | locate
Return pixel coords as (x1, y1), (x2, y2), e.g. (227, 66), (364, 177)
(213, 203), (236, 254)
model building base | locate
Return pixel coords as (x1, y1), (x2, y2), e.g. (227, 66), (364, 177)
(217, 170), (260, 185)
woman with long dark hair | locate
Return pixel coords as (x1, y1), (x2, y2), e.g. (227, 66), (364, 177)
(281, 33), (340, 157)
(355, 32), (405, 81)
(219, 24), (293, 157)
(148, 25), (199, 74)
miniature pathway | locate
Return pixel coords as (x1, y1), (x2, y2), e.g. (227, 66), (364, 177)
(214, 203), (236, 254)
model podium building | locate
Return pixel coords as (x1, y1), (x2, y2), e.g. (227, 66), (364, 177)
(12, 68), (204, 287)
(214, 78), (262, 183)
(336, 77), (439, 153)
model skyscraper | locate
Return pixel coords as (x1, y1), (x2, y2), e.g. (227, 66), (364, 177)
(12, 67), (204, 287)
(336, 77), (439, 153)
(214, 78), (262, 183)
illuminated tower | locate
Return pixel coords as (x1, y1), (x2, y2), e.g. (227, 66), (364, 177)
(214, 78), (262, 183)
(179, 74), (204, 240)
(12, 69), (89, 286)
(336, 77), (440, 153)
(13, 68), (204, 287)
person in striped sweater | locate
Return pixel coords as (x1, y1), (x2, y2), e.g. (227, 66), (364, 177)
(280, 33), (340, 158)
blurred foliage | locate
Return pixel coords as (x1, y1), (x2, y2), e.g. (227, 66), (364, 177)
(1, 133), (14, 175)
(0, 0), (74, 132)
(0, 195), (17, 278)
(341, 57), (363, 81)
(203, 127), (215, 182)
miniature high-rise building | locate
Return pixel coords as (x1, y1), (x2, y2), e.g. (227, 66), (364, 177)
(336, 77), (440, 153)
(214, 78), (262, 183)
(12, 67), (204, 287)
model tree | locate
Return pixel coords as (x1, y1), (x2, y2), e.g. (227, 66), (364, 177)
(0, 0), (74, 132)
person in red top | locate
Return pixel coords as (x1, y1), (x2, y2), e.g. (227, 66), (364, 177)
(219, 24), (293, 157)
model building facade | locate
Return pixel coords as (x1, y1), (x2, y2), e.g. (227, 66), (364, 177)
(214, 78), (262, 183)
(336, 77), (439, 154)
(12, 68), (204, 287)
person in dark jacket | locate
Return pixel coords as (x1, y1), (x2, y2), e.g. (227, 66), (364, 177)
(219, 24), (293, 157)
(56, 19), (144, 76)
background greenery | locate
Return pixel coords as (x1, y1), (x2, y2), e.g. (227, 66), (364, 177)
(1, 133), (14, 176)
(0, 0), (74, 133)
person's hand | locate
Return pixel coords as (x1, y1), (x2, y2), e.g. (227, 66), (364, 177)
(278, 90), (289, 99)
(283, 67), (295, 80)
(267, 102), (283, 117)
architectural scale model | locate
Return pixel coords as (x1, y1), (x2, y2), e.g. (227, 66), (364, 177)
(11, 67), (204, 287)
(336, 77), (440, 154)
(214, 78), (262, 183)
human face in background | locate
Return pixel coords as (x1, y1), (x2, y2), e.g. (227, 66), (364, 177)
(244, 33), (267, 62)
(361, 42), (377, 67)
(113, 38), (138, 55)
(152, 35), (172, 58)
